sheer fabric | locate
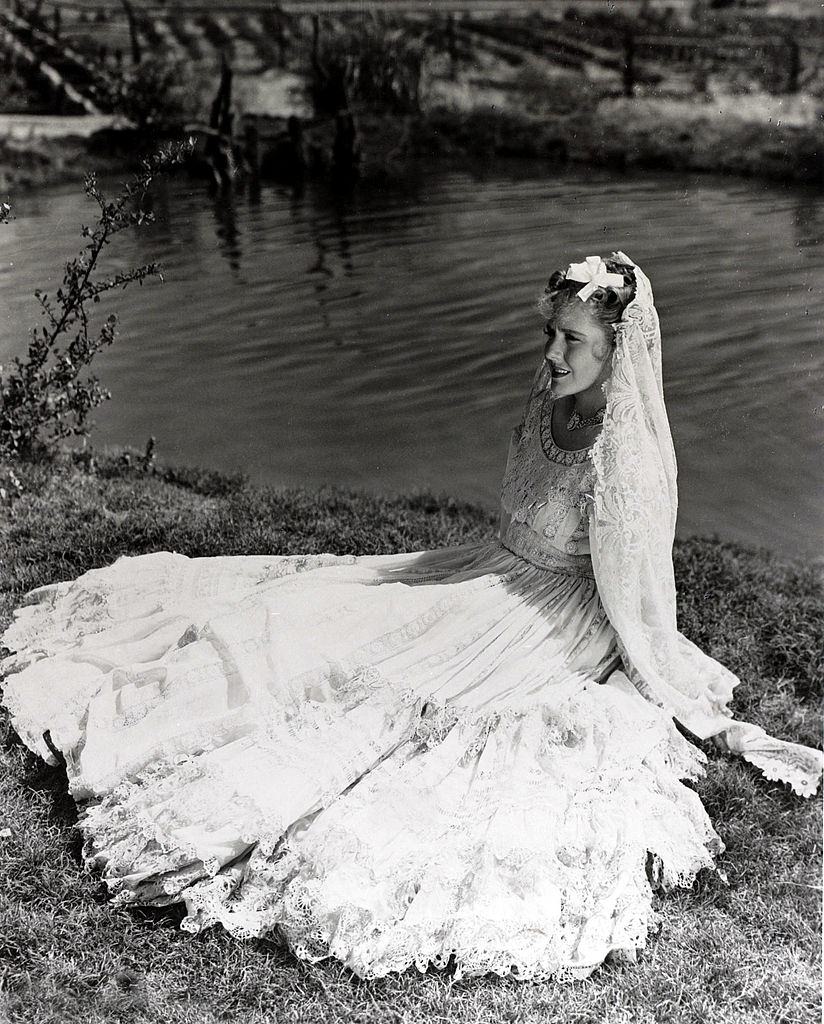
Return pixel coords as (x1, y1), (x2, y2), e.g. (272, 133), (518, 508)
(589, 252), (823, 797)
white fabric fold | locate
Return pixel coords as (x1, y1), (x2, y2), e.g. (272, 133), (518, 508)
(588, 251), (822, 798)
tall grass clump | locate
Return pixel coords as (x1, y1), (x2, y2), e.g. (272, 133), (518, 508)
(101, 56), (199, 132)
(306, 14), (425, 116)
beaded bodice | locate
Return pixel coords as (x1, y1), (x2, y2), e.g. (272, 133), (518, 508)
(498, 390), (596, 577)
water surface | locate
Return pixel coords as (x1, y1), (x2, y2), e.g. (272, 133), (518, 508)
(2, 163), (821, 561)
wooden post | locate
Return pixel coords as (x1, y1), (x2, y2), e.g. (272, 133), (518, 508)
(446, 13), (457, 81)
(120, 0), (142, 65)
(29, 0), (45, 30)
(273, 4), (287, 67)
(209, 55), (233, 135)
(332, 108), (360, 182)
(207, 56), (235, 188)
(311, 13), (320, 73)
(692, 47), (709, 101)
(244, 115), (260, 176)
(622, 27), (635, 98)
(784, 37), (800, 94)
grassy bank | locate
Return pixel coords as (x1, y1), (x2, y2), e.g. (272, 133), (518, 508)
(0, 132), (147, 193)
(0, 135), (96, 192)
(0, 450), (821, 1024)
(404, 101), (823, 185)
(3, 91), (822, 197)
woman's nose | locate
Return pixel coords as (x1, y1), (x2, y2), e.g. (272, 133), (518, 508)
(544, 334), (565, 365)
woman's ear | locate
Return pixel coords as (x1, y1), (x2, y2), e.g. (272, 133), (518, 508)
(592, 331), (615, 363)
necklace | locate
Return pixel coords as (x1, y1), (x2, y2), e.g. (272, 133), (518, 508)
(566, 404), (606, 431)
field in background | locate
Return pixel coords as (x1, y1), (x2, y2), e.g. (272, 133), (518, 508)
(3, 0), (823, 120)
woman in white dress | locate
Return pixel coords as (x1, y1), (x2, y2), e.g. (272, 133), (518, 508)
(1, 252), (820, 982)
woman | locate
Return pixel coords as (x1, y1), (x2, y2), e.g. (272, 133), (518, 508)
(1, 252), (820, 981)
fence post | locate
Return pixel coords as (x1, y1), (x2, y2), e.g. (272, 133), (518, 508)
(244, 115), (260, 176)
(120, 0), (142, 65)
(784, 36), (800, 94)
(622, 27), (635, 98)
(447, 13), (457, 81)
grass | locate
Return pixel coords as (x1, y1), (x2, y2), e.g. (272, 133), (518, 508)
(0, 449), (821, 1024)
(409, 103), (824, 185)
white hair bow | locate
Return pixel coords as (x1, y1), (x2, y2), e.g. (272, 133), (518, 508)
(565, 256), (625, 302)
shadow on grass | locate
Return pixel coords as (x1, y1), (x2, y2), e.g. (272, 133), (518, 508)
(1, 722), (78, 830)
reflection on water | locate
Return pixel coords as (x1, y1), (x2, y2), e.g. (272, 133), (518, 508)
(1, 163), (822, 561)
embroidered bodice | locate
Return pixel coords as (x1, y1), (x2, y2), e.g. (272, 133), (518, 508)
(499, 390), (595, 577)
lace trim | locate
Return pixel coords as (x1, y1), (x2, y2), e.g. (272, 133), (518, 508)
(498, 395), (594, 550)
(721, 722), (824, 799)
(539, 393), (594, 466)
(170, 688), (720, 980)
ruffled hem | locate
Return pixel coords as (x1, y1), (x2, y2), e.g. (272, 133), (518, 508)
(2, 541), (803, 982)
(75, 676), (722, 982)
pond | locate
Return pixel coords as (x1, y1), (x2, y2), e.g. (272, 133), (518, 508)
(2, 161), (822, 562)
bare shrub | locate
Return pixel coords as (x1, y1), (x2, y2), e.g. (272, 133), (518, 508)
(0, 142), (191, 461)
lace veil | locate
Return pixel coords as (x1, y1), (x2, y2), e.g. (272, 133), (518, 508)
(586, 251), (822, 797)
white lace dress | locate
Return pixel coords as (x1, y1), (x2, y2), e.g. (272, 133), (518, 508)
(0, 389), (723, 981)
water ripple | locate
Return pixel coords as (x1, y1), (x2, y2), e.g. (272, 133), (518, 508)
(1, 166), (821, 559)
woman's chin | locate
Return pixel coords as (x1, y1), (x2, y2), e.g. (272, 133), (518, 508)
(550, 377), (575, 397)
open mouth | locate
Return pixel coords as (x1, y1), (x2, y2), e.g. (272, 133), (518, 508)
(549, 362), (571, 378)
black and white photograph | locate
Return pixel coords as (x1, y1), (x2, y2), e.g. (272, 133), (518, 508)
(0, 0), (822, 1021)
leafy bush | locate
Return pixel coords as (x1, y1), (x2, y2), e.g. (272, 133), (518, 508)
(0, 142), (190, 461)
(307, 15), (425, 116)
(102, 56), (198, 129)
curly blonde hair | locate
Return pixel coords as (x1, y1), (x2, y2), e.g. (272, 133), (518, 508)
(537, 256), (637, 336)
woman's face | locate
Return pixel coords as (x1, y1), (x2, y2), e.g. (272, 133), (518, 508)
(542, 301), (614, 399)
